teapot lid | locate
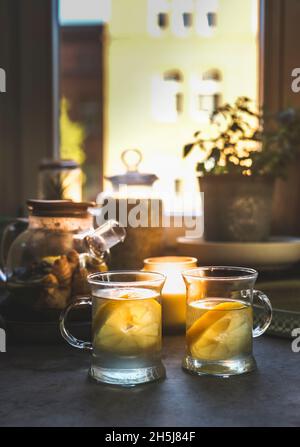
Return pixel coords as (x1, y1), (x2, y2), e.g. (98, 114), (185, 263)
(105, 149), (158, 188)
(27, 200), (95, 217)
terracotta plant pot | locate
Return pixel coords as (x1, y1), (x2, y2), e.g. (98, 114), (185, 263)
(198, 174), (275, 242)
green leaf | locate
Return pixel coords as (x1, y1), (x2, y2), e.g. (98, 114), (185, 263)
(183, 143), (194, 158)
(196, 162), (206, 173)
(183, 95), (300, 177)
(230, 123), (243, 132)
(210, 147), (221, 162)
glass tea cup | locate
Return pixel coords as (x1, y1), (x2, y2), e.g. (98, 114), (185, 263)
(182, 267), (272, 377)
(60, 271), (166, 387)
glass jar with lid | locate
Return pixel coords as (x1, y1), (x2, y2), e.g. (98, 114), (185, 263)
(105, 149), (159, 198)
(38, 159), (82, 201)
(98, 149), (165, 269)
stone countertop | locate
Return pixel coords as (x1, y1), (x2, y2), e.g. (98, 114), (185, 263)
(0, 336), (299, 427)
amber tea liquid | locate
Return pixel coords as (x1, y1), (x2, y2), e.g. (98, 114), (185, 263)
(92, 288), (162, 372)
(186, 298), (253, 366)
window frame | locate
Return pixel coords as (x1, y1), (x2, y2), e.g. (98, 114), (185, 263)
(3, 0), (300, 235)
(0, 0), (60, 216)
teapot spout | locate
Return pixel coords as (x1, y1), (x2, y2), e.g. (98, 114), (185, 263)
(83, 220), (126, 258)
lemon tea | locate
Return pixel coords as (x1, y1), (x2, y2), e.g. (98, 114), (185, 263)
(92, 288), (162, 370)
(182, 267), (272, 376)
(186, 299), (253, 363)
(60, 271), (166, 386)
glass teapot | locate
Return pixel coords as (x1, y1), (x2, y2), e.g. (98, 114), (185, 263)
(0, 200), (125, 320)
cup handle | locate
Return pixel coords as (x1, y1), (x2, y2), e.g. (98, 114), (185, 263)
(59, 297), (93, 351)
(252, 290), (272, 338)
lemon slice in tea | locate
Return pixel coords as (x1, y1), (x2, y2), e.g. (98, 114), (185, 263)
(187, 301), (252, 361)
(93, 289), (161, 356)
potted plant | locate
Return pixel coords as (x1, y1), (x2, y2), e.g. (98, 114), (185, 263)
(183, 97), (300, 242)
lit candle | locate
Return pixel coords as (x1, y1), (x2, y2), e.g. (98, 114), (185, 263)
(143, 256), (198, 333)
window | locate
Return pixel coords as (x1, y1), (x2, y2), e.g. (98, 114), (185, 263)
(148, 0), (218, 38)
(152, 70), (184, 122)
(164, 71), (184, 114)
(4, 0), (300, 234)
(158, 12), (169, 29)
(203, 69), (221, 82)
(195, 0), (218, 37)
(190, 69), (221, 121)
(148, 0), (170, 36)
(201, 69), (222, 114)
(198, 94), (219, 113)
(171, 0), (194, 37)
(183, 12), (193, 28)
(207, 12), (217, 28)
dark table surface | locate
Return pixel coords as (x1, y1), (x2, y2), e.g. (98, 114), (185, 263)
(0, 335), (299, 427)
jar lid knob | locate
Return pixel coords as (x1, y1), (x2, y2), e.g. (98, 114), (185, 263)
(121, 149), (142, 173)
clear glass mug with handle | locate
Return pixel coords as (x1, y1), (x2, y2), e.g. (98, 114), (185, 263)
(60, 271), (166, 387)
(182, 267), (272, 377)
